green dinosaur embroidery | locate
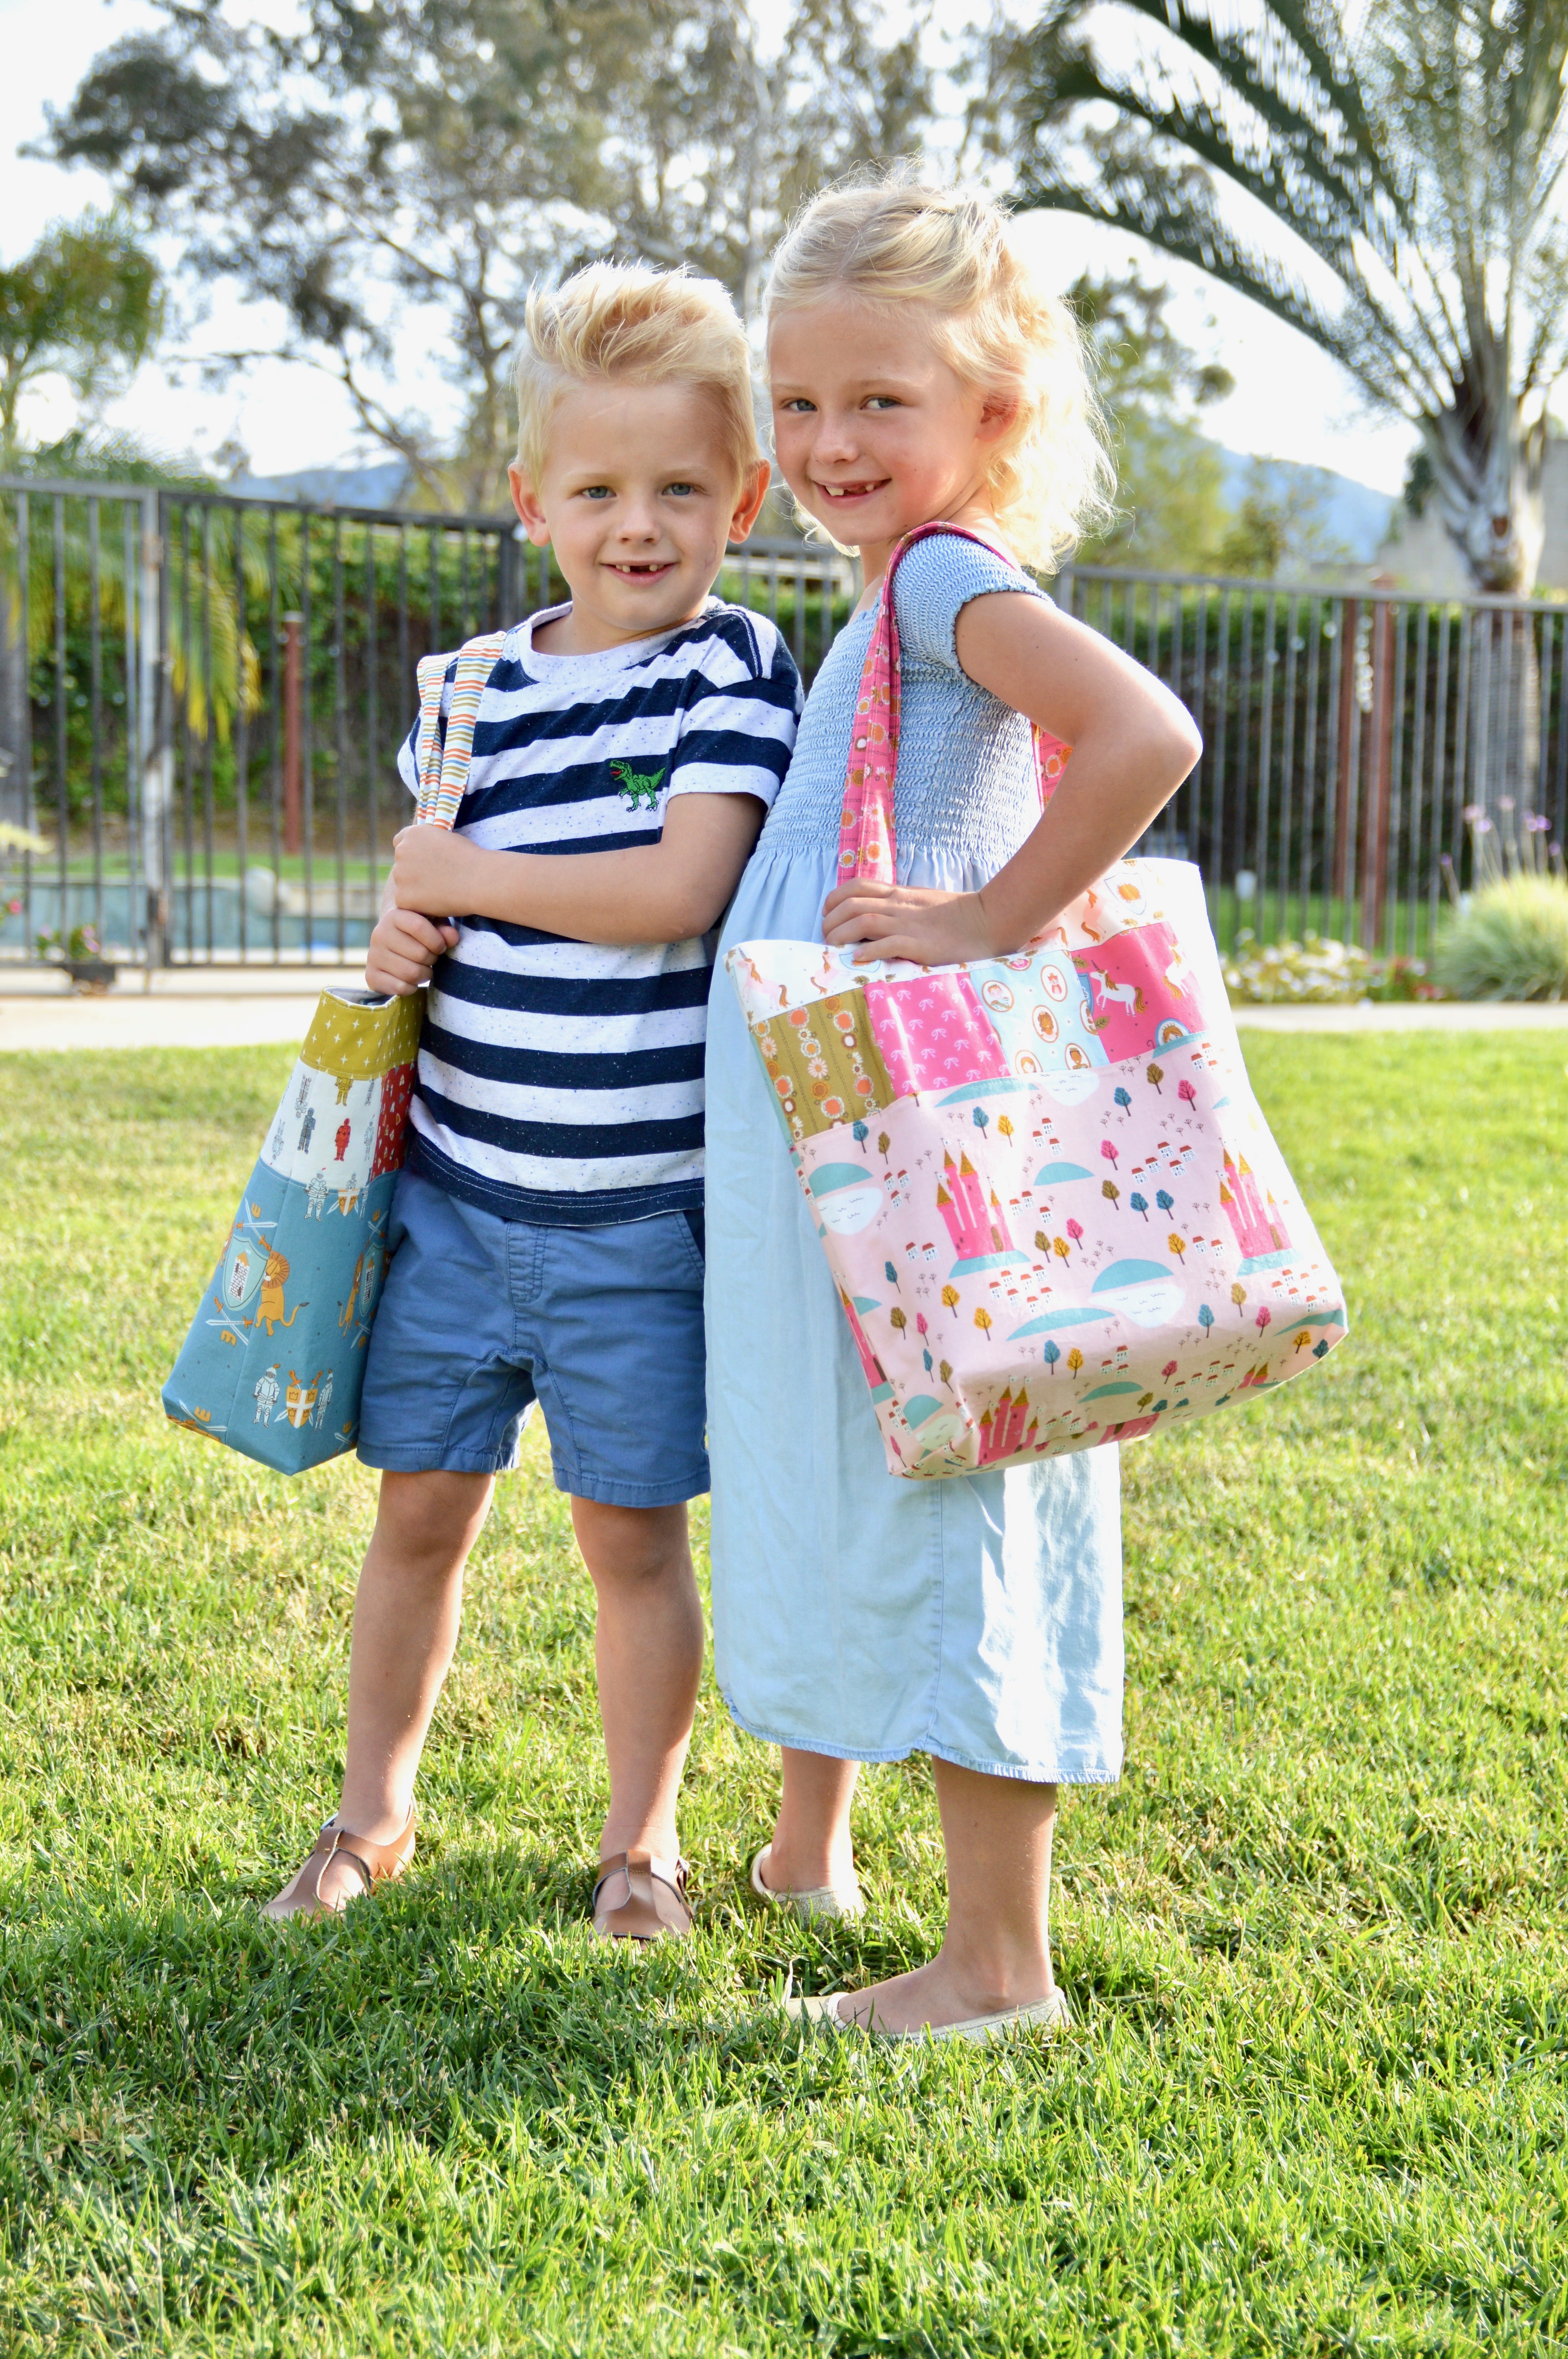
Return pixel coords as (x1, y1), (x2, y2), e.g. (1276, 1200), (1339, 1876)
(610, 759), (666, 811)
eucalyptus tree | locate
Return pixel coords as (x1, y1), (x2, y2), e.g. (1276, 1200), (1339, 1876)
(0, 213), (160, 467)
(42, 0), (933, 513)
(1013, 0), (1568, 601)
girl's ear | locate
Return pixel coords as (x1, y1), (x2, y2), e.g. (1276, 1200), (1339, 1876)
(976, 393), (1021, 448)
(728, 458), (772, 545)
(508, 465), (552, 549)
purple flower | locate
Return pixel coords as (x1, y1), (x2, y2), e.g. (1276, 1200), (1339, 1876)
(1499, 796), (1515, 812)
(1463, 803), (1484, 822)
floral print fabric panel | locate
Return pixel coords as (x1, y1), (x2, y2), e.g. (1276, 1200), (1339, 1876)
(751, 988), (897, 1143)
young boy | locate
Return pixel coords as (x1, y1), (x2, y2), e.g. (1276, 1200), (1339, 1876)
(266, 264), (799, 1939)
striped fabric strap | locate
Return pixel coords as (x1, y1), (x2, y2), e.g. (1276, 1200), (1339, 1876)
(413, 630), (508, 830)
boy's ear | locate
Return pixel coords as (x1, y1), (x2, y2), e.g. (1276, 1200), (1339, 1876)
(727, 459), (771, 546)
(509, 465), (551, 548)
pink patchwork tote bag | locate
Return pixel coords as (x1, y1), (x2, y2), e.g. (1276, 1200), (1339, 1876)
(726, 524), (1348, 1479)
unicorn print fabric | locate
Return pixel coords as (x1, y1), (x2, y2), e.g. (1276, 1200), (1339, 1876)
(726, 527), (1348, 1480)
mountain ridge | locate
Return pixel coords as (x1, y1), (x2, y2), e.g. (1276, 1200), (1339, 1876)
(226, 451), (1398, 562)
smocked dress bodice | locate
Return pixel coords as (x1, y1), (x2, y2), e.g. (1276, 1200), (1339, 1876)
(757, 534), (1050, 873)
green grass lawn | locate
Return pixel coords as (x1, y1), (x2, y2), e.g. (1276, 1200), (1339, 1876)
(0, 1038), (1564, 2355)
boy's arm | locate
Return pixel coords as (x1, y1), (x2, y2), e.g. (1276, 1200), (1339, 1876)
(388, 791), (768, 947)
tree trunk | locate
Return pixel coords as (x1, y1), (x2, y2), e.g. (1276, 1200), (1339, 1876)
(1422, 394), (1548, 828)
(1423, 371), (1548, 599)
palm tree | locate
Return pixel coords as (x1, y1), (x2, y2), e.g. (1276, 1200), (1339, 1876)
(1014, 0), (1568, 600)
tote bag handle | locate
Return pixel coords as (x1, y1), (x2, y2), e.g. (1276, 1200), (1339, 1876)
(837, 523), (1072, 887)
(411, 631), (508, 829)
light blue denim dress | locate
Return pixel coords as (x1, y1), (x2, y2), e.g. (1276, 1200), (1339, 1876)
(705, 535), (1124, 1783)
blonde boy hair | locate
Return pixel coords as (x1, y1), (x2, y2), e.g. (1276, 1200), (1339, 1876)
(514, 262), (762, 488)
(765, 179), (1113, 569)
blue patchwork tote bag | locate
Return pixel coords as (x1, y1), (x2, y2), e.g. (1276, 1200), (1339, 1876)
(162, 630), (504, 1472)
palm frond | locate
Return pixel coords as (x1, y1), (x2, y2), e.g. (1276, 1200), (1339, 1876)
(1015, 0), (1568, 589)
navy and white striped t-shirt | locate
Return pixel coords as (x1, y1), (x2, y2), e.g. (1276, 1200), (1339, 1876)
(396, 598), (801, 1227)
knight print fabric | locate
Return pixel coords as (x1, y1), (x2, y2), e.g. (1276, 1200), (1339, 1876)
(163, 989), (422, 1473)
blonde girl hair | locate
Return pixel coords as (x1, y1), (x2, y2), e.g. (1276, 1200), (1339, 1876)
(765, 180), (1112, 569)
(514, 262), (762, 486)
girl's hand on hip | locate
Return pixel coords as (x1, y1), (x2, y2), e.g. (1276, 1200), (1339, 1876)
(821, 876), (1002, 966)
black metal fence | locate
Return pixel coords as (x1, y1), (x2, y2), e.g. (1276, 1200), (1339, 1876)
(0, 480), (855, 970)
(3, 477), (1564, 972)
(1054, 562), (1568, 960)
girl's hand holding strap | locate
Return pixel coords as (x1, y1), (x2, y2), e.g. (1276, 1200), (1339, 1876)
(822, 591), (1202, 965)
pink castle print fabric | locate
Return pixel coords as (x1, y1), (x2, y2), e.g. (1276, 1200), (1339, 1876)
(727, 523), (1348, 1481)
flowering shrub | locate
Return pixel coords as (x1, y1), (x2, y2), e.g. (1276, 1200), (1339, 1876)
(1226, 931), (1354, 1003)
(35, 923), (105, 963)
(1223, 931), (1445, 1005)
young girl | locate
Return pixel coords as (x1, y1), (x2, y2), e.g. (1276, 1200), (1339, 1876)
(704, 181), (1202, 2039)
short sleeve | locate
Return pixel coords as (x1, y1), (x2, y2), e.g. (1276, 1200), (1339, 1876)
(890, 533), (1050, 677)
(395, 713), (421, 799)
(395, 654), (458, 800)
(664, 609), (802, 812)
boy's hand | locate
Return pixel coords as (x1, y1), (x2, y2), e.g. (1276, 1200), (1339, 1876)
(365, 902), (459, 997)
(391, 823), (486, 921)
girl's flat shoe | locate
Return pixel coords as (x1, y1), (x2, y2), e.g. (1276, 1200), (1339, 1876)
(784, 1986), (1070, 2044)
(750, 1843), (864, 1924)
(592, 1849), (693, 1942)
(263, 1806), (417, 1921)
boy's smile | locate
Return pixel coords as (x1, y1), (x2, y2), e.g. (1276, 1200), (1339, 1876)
(510, 380), (768, 657)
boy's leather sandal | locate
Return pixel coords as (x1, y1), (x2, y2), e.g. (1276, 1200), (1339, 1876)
(262, 1808), (417, 1922)
(592, 1850), (693, 1942)
(784, 1987), (1070, 2045)
(750, 1843), (864, 1924)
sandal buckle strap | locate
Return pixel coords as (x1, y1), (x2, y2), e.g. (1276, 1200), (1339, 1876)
(592, 1849), (692, 1939)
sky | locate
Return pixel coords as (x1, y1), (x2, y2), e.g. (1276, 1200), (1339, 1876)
(1, 0), (1420, 498)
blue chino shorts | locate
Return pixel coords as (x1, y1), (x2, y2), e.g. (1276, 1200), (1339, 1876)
(358, 1169), (709, 1505)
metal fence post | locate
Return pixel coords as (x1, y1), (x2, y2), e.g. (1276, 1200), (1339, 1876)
(1362, 590), (1396, 947)
(139, 489), (169, 973)
(283, 612), (304, 856)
